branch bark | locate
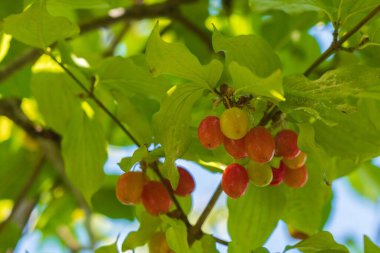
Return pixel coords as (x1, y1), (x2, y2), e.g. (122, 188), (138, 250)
(304, 4), (380, 77)
(0, 0), (201, 84)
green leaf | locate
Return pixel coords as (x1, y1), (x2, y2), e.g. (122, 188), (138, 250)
(253, 248), (270, 253)
(46, 0), (110, 9)
(282, 155), (332, 235)
(3, 0), (79, 49)
(349, 162), (380, 202)
(284, 231), (349, 253)
(364, 235), (380, 253)
(97, 56), (168, 101)
(112, 91), (153, 145)
(91, 186), (134, 219)
(0, 221), (22, 252)
(118, 146), (148, 172)
(228, 185), (286, 253)
(212, 30), (281, 77)
(146, 24), (223, 90)
(153, 84), (204, 187)
(31, 56), (82, 134)
(162, 217), (191, 253)
(95, 242), (118, 253)
(229, 62), (284, 101)
(250, 0), (379, 25)
(62, 111), (107, 202)
(280, 65), (380, 124)
(0, 33), (12, 63)
(122, 206), (161, 251)
(190, 235), (218, 253)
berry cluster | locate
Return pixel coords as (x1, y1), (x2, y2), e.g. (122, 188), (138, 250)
(198, 107), (308, 199)
(116, 167), (195, 216)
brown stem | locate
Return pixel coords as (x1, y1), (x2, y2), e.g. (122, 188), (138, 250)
(304, 4), (380, 77)
(150, 163), (191, 228)
(188, 183), (223, 244)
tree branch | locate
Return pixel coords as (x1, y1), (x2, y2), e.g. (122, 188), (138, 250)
(103, 22), (131, 57)
(169, 10), (212, 50)
(0, 155), (45, 233)
(189, 183), (223, 244)
(304, 4), (380, 77)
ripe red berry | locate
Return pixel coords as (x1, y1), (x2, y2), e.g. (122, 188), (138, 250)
(222, 163), (249, 199)
(142, 181), (173, 216)
(283, 165), (308, 188)
(174, 167), (195, 196)
(198, 116), (224, 149)
(223, 136), (248, 159)
(283, 151), (307, 169)
(116, 171), (146, 205)
(220, 107), (249, 140)
(270, 163), (285, 186)
(245, 126), (275, 163)
(275, 129), (300, 159)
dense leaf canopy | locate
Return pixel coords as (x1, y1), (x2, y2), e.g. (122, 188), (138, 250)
(0, 0), (380, 252)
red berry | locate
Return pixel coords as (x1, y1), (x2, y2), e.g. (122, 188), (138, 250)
(116, 171), (146, 205)
(223, 136), (248, 159)
(283, 151), (307, 169)
(142, 181), (173, 216)
(245, 126), (275, 163)
(275, 129), (300, 159)
(283, 165), (308, 188)
(198, 116), (224, 149)
(174, 167), (195, 196)
(270, 163), (285, 186)
(222, 163), (249, 199)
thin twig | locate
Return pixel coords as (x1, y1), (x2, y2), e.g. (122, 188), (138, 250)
(189, 183), (223, 244)
(103, 22), (131, 57)
(304, 4), (380, 77)
(150, 163), (191, 228)
(48, 53), (142, 146)
(169, 10), (212, 50)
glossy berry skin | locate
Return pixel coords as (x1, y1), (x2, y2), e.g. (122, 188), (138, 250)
(223, 136), (248, 159)
(198, 116), (224, 149)
(116, 171), (146, 205)
(149, 232), (174, 253)
(142, 181), (173, 216)
(270, 163), (285, 186)
(247, 161), (273, 187)
(283, 164), (308, 188)
(174, 167), (195, 196)
(222, 163), (249, 199)
(275, 129), (300, 159)
(220, 107), (249, 140)
(283, 151), (307, 169)
(245, 126), (275, 163)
